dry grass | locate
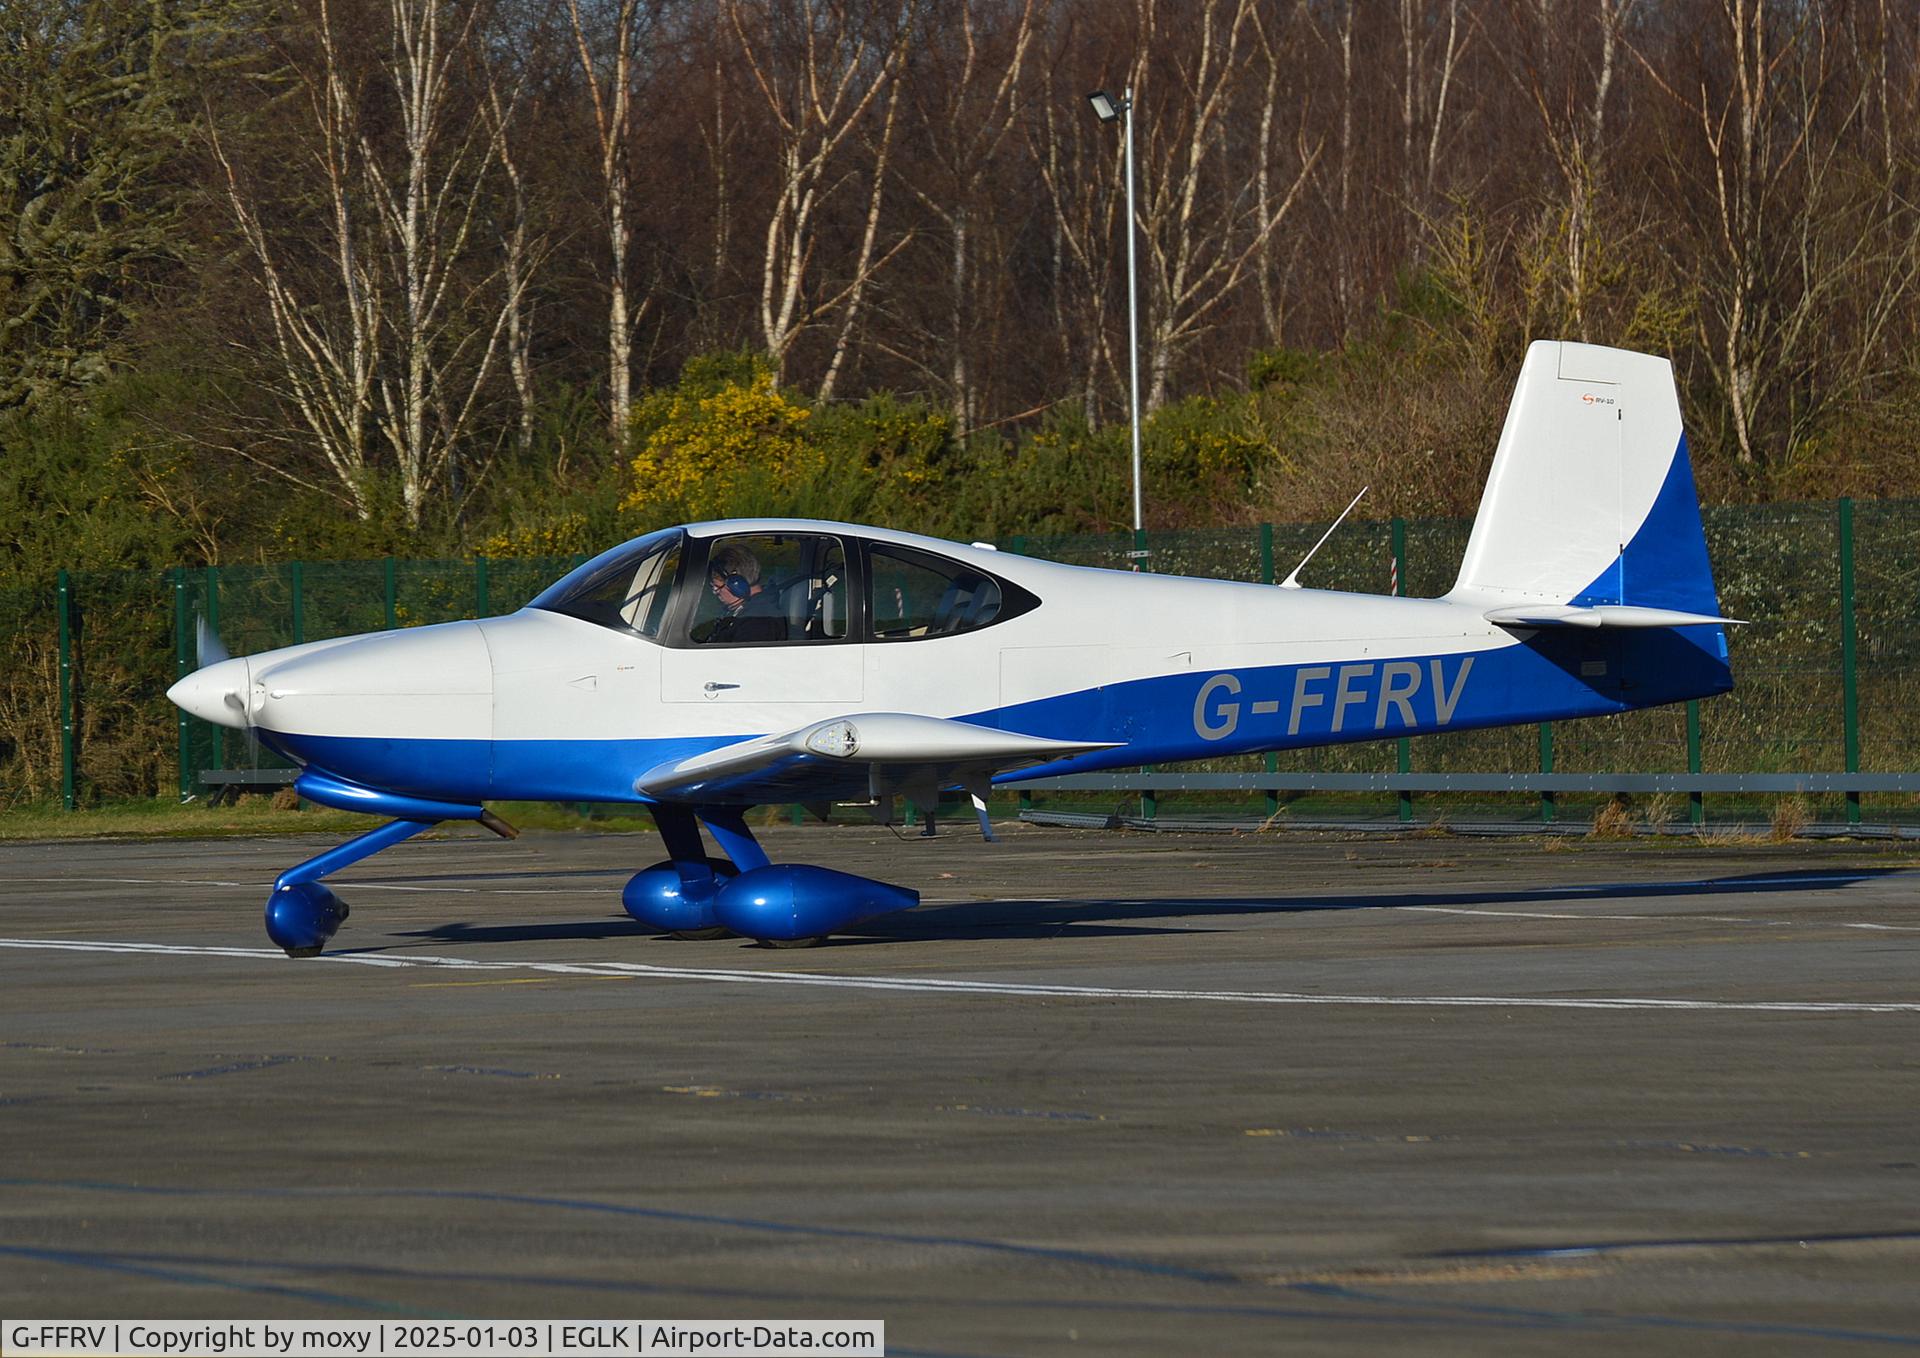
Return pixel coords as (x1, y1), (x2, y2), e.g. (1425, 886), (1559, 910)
(1770, 795), (1813, 842)
(1589, 795), (1636, 840)
(0, 796), (367, 840)
(0, 797), (663, 841)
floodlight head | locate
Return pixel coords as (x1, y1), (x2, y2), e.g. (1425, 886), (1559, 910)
(1087, 90), (1122, 124)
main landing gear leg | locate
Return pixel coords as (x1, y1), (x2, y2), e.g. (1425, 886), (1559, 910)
(268, 818), (432, 957)
(626, 802), (920, 947)
(695, 807), (771, 873)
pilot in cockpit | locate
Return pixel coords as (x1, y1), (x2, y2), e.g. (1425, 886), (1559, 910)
(705, 543), (787, 643)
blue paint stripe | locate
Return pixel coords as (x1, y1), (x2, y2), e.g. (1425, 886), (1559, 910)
(1571, 432), (1722, 614)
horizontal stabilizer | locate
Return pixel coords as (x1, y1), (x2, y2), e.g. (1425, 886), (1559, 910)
(635, 713), (1118, 804)
(1485, 604), (1743, 631)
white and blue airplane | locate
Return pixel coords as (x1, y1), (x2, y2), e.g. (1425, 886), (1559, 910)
(169, 341), (1736, 955)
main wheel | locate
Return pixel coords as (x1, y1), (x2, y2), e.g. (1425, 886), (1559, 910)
(668, 857), (739, 940)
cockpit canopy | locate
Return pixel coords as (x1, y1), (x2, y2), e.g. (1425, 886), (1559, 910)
(527, 527), (683, 638)
(528, 527), (1038, 646)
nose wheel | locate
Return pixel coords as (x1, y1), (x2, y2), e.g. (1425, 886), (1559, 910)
(266, 881), (350, 957)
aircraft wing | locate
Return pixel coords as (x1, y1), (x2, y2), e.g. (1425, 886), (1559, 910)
(1484, 604), (1742, 630)
(633, 713), (1120, 808)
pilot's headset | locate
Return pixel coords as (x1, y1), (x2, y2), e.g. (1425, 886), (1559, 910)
(714, 550), (755, 604)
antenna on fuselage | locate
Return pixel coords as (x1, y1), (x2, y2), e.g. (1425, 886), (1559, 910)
(1280, 486), (1369, 590)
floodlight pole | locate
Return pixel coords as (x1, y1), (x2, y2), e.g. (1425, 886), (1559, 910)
(1122, 86), (1142, 542)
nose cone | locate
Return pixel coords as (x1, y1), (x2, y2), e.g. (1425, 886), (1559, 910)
(167, 656), (253, 729)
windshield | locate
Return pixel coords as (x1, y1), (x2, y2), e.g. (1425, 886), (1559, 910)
(528, 529), (683, 639)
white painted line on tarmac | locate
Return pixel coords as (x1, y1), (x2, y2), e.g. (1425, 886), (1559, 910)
(1404, 906), (1792, 926)
(0, 876), (590, 897)
(1406, 906), (1664, 921)
(0, 876), (252, 888)
(0, 937), (1914, 1015)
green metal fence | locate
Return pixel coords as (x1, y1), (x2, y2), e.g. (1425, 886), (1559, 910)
(2, 500), (1915, 825)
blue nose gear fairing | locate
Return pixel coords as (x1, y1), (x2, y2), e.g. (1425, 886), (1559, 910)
(166, 341), (1737, 954)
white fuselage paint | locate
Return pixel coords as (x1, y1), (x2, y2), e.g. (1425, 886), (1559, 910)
(207, 519), (1514, 752)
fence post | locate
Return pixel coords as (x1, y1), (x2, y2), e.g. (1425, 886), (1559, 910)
(1392, 517), (1412, 824)
(1686, 700), (1704, 828)
(384, 556), (398, 629)
(57, 569), (75, 811)
(475, 554), (491, 618)
(173, 568), (191, 801)
(203, 564), (224, 777)
(1838, 496), (1860, 825)
(291, 560), (305, 645)
(1538, 722), (1555, 824)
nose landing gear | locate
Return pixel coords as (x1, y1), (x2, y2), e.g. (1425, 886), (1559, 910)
(265, 817), (431, 958)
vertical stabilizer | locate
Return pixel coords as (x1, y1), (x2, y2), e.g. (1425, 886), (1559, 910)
(1447, 341), (1721, 617)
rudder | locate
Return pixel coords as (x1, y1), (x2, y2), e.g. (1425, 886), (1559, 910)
(1448, 341), (1721, 617)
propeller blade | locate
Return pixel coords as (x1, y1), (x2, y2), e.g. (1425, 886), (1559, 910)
(196, 614), (230, 668)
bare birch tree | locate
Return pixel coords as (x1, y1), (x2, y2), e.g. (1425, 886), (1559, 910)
(1301, 0), (1362, 338)
(1640, 0), (1919, 466)
(1124, 0), (1321, 410)
(1399, 0), (1468, 206)
(215, 0), (526, 524)
(721, 0), (912, 386)
(1029, 46), (1123, 424)
(1501, 0), (1638, 341)
(209, 0), (383, 517)
(479, 51), (545, 460)
(566, 0), (652, 442)
(898, 0), (1037, 440)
